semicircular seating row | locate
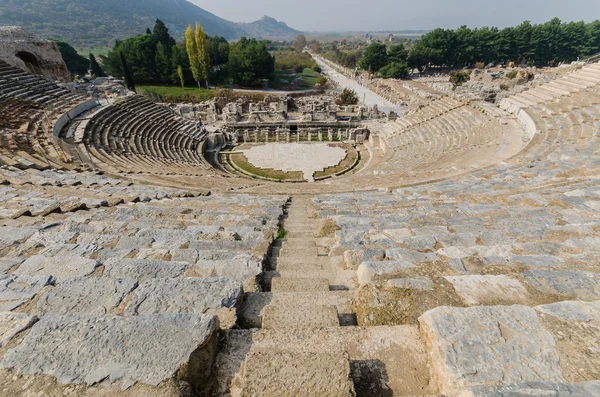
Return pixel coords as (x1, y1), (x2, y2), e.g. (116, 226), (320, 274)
(0, 60), (87, 170)
(311, 62), (600, 396)
(346, 95), (526, 189)
(82, 96), (211, 176)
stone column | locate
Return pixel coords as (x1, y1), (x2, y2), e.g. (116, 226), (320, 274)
(328, 128), (333, 141)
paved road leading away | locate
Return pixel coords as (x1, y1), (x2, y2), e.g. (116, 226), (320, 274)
(313, 57), (402, 115)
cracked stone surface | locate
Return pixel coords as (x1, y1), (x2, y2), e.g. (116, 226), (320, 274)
(0, 314), (218, 389)
(124, 277), (242, 316)
(419, 305), (563, 396)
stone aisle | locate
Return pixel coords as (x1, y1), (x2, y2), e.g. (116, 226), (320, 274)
(220, 196), (436, 397)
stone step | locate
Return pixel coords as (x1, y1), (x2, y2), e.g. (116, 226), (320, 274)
(262, 304), (340, 329)
(284, 222), (316, 230)
(239, 349), (355, 397)
(285, 231), (315, 238)
(270, 277), (330, 292)
(273, 256), (328, 271)
(266, 270), (356, 290)
(279, 246), (319, 257)
(220, 326), (434, 396)
(240, 291), (354, 328)
(282, 239), (316, 248)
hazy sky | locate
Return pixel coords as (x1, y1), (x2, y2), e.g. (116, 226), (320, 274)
(191, 0), (600, 31)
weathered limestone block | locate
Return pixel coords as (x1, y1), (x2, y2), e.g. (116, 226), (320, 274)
(536, 300), (600, 322)
(0, 314), (219, 389)
(463, 381), (600, 397)
(444, 275), (530, 305)
(240, 349), (355, 397)
(419, 305), (563, 396)
(357, 261), (417, 286)
(0, 274), (54, 311)
(124, 278), (242, 316)
(15, 255), (99, 281)
(103, 259), (188, 281)
(36, 277), (138, 315)
(343, 249), (386, 270)
(523, 270), (600, 300)
(0, 312), (38, 347)
(535, 300), (600, 383)
(387, 277), (434, 291)
(189, 256), (263, 281)
(0, 258), (24, 275)
(0, 226), (38, 249)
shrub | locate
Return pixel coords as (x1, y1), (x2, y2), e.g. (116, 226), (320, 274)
(500, 84), (510, 91)
(449, 70), (471, 86)
(336, 88), (359, 105)
(294, 65), (304, 73)
(506, 70), (518, 79)
(315, 75), (329, 90)
(312, 65), (322, 73)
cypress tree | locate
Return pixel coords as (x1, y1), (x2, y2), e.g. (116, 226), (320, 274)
(119, 51), (136, 92)
(89, 53), (105, 77)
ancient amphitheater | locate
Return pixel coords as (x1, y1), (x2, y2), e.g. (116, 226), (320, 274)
(2, 28), (600, 397)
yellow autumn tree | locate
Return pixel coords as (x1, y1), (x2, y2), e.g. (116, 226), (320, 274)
(185, 23), (210, 88)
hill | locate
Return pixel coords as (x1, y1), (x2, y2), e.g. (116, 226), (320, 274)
(238, 15), (301, 39)
(0, 0), (301, 51)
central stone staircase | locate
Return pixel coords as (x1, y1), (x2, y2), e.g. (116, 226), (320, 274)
(217, 196), (436, 397)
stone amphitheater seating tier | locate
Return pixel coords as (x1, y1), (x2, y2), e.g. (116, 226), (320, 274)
(0, 60), (90, 170)
(81, 96), (211, 176)
(3, 48), (600, 395)
(0, 193), (287, 394)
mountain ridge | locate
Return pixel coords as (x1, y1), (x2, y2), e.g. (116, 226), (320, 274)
(0, 0), (301, 50)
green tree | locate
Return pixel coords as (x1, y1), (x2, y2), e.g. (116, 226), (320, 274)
(119, 51), (136, 92)
(360, 43), (388, 72)
(186, 23), (211, 88)
(388, 44), (409, 63)
(154, 42), (171, 82)
(228, 37), (275, 87)
(89, 53), (105, 77)
(379, 62), (410, 79)
(152, 19), (176, 49)
(207, 36), (230, 67)
(51, 40), (88, 76)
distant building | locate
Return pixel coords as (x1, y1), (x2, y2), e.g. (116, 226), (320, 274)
(0, 26), (70, 81)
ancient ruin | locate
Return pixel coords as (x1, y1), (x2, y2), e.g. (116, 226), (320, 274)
(1, 24), (600, 397)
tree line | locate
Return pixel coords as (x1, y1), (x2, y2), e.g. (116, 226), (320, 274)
(98, 19), (274, 88)
(318, 18), (600, 78)
(407, 18), (600, 71)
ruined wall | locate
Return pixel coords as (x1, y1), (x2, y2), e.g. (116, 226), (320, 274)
(0, 26), (70, 81)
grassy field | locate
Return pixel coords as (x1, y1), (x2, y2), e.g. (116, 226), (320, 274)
(137, 86), (268, 103)
(137, 86), (217, 103)
(271, 68), (320, 90)
(229, 153), (304, 181)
